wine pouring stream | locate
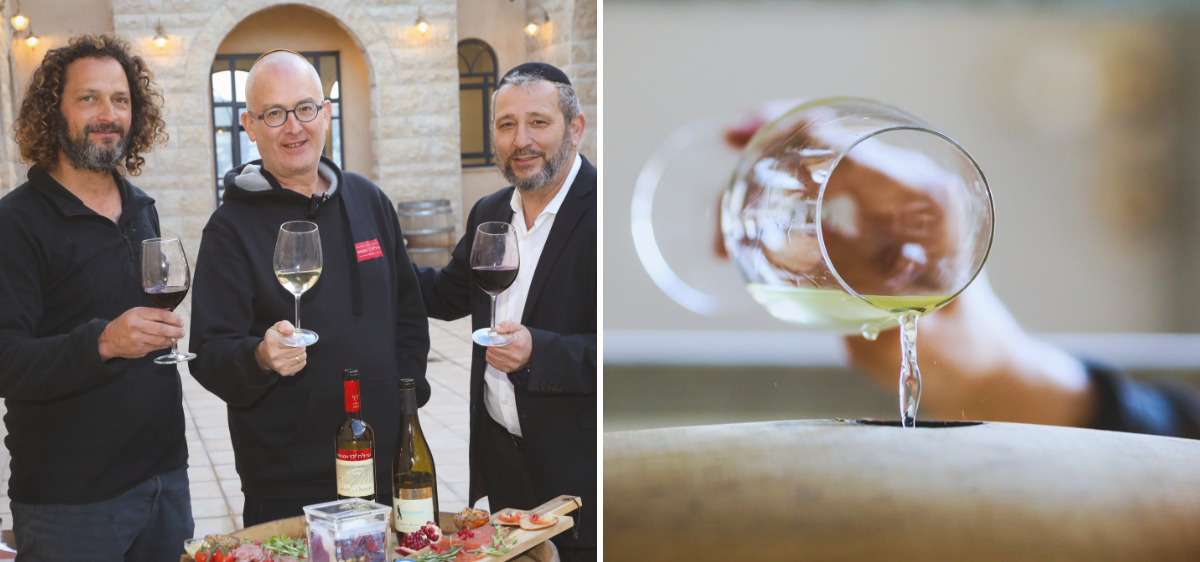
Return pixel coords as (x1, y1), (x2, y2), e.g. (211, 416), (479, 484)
(633, 98), (995, 427)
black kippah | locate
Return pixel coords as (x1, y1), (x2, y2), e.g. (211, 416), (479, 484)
(498, 62), (572, 88)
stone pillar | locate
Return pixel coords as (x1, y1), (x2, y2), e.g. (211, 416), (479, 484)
(526, 0), (597, 164)
(0, 2), (23, 197)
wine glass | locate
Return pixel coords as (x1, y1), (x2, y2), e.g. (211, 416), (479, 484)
(142, 237), (196, 364)
(274, 221), (322, 347)
(636, 98), (995, 427)
(470, 222), (520, 347)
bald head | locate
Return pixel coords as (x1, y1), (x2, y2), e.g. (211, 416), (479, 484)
(244, 51), (323, 111)
(239, 50), (331, 186)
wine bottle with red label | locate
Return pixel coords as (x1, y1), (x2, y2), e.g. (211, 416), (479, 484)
(336, 369), (376, 501)
(393, 378), (439, 542)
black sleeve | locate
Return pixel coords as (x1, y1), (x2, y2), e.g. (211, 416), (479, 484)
(188, 224), (280, 407)
(389, 200), (432, 407)
(412, 202), (477, 322)
(0, 215), (128, 401)
(522, 330), (596, 395)
(1086, 362), (1200, 440)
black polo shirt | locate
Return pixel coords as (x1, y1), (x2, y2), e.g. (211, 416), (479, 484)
(0, 167), (187, 504)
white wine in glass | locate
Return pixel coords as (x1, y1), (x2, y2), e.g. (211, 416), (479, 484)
(638, 98), (994, 428)
(274, 221), (322, 347)
(142, 237), (196, 364)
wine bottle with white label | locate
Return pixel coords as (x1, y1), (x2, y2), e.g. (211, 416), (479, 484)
(392, 378), (439, 542)
(336, 369), (376, 501)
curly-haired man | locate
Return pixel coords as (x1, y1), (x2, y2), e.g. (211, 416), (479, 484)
(0, 35), (193, 559)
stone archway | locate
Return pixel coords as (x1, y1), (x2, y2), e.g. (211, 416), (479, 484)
(114, 0), (462, 257)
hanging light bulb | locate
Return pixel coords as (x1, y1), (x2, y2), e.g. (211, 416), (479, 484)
(25, 34), (37, 47)
(11, 13), (28, 32)
(526, 22), (538, 36)
(153, 22), (168, 48)
(416, 11), (428, 33)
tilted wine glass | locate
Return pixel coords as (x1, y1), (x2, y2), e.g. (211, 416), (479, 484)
(142, 237), (197, 364)
(274, 221), (322, 347)
(470, 221), (520, 347)
(637, 98), (995, 427)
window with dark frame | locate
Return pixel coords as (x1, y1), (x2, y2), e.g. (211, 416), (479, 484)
(458, 39), (498, 168)
(210, 52), (345, 205)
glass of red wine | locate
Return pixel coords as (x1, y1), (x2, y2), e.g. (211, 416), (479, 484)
(142, 237), (196, 364)
(470, 221), (520, 347)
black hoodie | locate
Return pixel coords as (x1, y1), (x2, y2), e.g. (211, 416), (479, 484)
(0, 168), (186, 504)
(189, 156), (430, 500)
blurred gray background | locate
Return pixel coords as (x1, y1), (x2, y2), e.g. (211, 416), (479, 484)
(604, 0), (1200, 430)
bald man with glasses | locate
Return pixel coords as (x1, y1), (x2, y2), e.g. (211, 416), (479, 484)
(189, 50), (432, 524)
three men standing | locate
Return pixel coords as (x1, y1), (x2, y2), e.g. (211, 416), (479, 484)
(0, 36), (193, 560)
(0, 34), (593, 561)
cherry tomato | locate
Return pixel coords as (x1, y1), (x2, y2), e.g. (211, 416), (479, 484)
(212, 549), (229, 562)
(193, 551), (208, 562)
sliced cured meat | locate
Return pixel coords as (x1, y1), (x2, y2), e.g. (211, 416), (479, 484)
(495, 511), (523, 526)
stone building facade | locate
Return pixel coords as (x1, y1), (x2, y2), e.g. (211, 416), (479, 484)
(0, 0), (597, 262)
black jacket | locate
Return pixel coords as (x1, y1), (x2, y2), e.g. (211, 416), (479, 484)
(415, 156), (597, 549)
(0, 167), (186, 504)
(190, 157), (430, 499)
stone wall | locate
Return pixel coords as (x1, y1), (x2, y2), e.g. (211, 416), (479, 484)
(110, 0), (463, 258)
(526, 0), (597, 164)
(0, 2), (23, 197)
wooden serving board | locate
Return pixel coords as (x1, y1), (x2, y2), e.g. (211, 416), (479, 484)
(405, 495), (582, 562)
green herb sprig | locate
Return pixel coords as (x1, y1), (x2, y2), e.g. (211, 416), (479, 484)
(410, 544), (461, 562)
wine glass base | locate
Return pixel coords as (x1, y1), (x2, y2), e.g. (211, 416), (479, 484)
(472, 328), (513, 347)
(279, 329), (319, 348)
(154, 351), (197, 365)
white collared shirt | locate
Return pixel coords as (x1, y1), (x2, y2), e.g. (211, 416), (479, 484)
(484, 153), (582, 437)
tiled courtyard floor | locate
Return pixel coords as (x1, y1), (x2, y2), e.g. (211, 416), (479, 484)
(0, 314), (479, 537)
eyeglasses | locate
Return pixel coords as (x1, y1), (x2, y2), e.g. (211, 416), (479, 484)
(248, 100), (325, 127)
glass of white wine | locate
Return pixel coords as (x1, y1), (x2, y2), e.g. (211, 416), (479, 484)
(637, 98), (995, 427)
(274, 221), (322, 347)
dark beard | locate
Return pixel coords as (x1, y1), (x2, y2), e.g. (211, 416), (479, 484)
(56, 121), (127, 172)
(497, 127), (573, 194)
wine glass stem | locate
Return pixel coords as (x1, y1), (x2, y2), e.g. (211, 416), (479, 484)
(489, 293), (498, 336)
(170, 338), (179, 357)
(294, 294), (302, 334)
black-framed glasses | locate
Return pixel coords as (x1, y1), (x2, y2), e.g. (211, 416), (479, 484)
(248, 100), (325, 127)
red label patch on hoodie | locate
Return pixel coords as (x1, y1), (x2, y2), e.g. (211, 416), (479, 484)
(355, 239), (383, 262)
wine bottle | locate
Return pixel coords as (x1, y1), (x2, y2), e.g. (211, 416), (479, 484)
(336, 369), (376, 501)
(392, 378), (439, 541)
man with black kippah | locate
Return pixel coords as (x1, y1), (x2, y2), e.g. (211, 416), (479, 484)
(414, 61), (597, 561)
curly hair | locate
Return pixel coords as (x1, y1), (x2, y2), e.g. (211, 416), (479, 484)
(13, 34), (168, 176)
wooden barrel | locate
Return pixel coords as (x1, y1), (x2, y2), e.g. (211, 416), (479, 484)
(605, 420), (1200, 561)
(397, 200), (456, 268)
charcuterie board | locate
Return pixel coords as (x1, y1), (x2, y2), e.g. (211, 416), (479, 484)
(403, 495), (582, 562)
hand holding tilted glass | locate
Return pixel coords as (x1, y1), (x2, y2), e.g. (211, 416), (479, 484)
(635, 98), (995, 427)
(470, 222), (520, 347)
(274, 221), (322, 347)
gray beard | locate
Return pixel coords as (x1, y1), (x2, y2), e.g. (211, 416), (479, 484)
(498, 127), (573, 194)
(56, 123), (127, 173)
